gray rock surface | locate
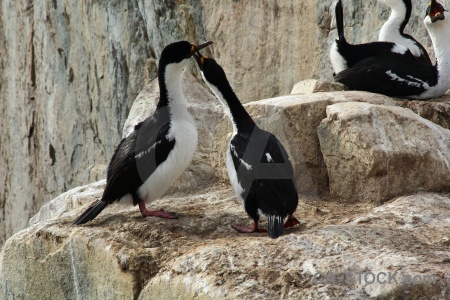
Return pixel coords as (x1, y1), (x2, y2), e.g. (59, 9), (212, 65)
(0, 0), (440, 246)
(318, 102), (450, 203)
(2, 83), (450, 299)
(2, 181), (450, 299)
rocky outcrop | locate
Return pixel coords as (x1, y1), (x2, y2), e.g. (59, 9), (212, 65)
(318, 102), (450, 203)
(2, 75), (450, 298)
(2, 181), (450, 299)
(0, 0), (439, 246)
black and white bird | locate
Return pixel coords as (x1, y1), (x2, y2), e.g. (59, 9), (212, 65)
(378, 0), (432, 65)
(335, 0), (450, 99)
(193, 52), (299, 239)
(330, 0), (419, 74)
(73, 40), (213, 225)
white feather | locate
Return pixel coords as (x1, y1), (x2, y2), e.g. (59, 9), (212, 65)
(118, 59), (197, 205)
(329, 42), (348, 74)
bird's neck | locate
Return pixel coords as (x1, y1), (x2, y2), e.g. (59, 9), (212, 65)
(427, 16), (450, 91)
(203, 75), (255, 135)
(158, 64), (192, 122)
(379, 4), (409, 41)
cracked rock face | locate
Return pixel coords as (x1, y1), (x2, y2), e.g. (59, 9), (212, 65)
(0, 0), (439, 246)
(1, 1), (450, 298)
(2, 82), (450, 299)
(318, 102), (450, 203)
(2, 181), (450, 299)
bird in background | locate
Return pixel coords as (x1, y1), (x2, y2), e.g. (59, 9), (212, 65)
(378, 0), (432, 65)
(329, 0), (420, 75)
(193, 51), (299, 239)
(334, 0), (450, 99)
(73, 40), (213, 225)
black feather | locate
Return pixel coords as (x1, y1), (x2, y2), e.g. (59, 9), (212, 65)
(334, 54), (437, 97)
(73, 109), (175, 224)
(73, 201), (109, 225)
(267, 215), (284, 239)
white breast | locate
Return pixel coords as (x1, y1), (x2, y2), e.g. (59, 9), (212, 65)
(119, 119), (197, 206)
(226, 138), (246, 208)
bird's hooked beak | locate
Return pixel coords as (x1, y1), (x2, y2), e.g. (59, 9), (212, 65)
(193, 51), (206, 71)
(188, 41), (213, 58)
(428, 0), (446, 23)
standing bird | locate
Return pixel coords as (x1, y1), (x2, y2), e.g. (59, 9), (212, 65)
(193, 52), (299, 239)
(334, 0), (450, 99)
(378, 0), (432, 65)
(74, 40), (213, 225)
(329, 0), (419, 74)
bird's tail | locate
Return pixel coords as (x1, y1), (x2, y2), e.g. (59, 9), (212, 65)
(267, 215), (285, 239)
(336, 0), (346, 42)
(73, 201), (109, 225)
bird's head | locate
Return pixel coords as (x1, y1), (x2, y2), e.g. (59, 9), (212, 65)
(425, 0), (447, 24)
(193, 51), (228, 89)
(159, 40), (213, 71)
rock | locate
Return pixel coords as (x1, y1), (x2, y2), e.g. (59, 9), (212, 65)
(244, 91), (397, 196)
(0, 0), (438, 246)
(398, 94), (450, 130)
(318, 102), (450, 203)
(291, 80), (346, 94)
(29, 180), (106, 226)
(2, 181), (450, 299)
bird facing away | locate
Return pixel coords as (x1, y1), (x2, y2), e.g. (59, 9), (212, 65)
(73, 40), (213, 225)
(334, 0), (450, 99)
(329, 0), (420, 75)
(193, 52), (299, 239)
(378, 0), (432, 65)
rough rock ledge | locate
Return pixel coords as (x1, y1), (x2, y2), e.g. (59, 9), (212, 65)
(1, 77), (450, 299)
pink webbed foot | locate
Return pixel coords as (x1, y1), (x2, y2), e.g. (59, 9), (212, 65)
(284, 215), (300, 229)
(231, 221), (266, 234)
(138, 202), (178, 219)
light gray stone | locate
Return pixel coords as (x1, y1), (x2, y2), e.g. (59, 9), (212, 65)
(291, 80), (346, 94)
(318, 102), (450, 203)
(2, 182), (450, 299)
(0, 0), (443, 249)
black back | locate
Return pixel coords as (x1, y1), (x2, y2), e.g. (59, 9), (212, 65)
(334, 53), (437, 97)
(230, 128), (298, 219)
(334, 0), (429, 69)
(201, 57), (298, 219)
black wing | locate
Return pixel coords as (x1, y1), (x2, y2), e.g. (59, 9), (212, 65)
(102, 108), (175, 204)
(336, 40), (404, 69)
(230, 128), (298, 217)
(335, 54), (437, 97)
(402, 33), (433, 66)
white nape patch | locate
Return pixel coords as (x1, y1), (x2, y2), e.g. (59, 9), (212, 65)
(385, 70), (428, 89)
(265, 153), (274, 162)
(390, 44), (408, 55)
(135, 141), (162, 159)
(329, 42), (348, 74)
(201, 71), (238, 135)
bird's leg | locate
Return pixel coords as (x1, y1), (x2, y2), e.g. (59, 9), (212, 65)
(138, 201), (178, 219)
(284, 214), (300, 229)
(231, 220), (267, 233)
